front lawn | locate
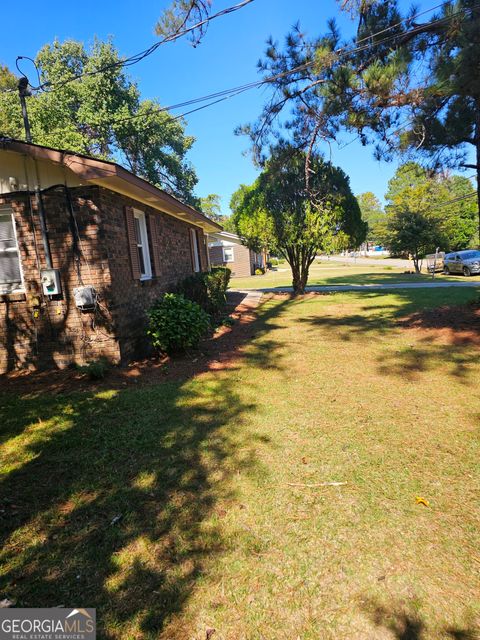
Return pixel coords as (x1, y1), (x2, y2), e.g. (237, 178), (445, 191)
(1, 287), (479, 639)
(230, 259), (480, 289)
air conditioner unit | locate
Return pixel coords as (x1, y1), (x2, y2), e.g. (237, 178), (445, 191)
(73, 285), (97, 311)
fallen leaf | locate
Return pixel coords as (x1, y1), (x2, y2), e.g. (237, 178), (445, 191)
(415, 497), (430, 507)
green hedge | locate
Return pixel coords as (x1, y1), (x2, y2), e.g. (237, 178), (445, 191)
(176, 267), (231, 316)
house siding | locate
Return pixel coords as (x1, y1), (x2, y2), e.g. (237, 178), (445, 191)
(0, 185), (208, 373)
(209, 243), (254, 277)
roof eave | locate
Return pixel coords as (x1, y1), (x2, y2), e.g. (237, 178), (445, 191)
(0, 138), (222, 233)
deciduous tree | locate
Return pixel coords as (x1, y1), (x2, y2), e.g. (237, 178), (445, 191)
(0, 40), (198, 203)
(356, 191), (384, 244)
(385, 162), (477, 251)
(232, 144), (365, 293)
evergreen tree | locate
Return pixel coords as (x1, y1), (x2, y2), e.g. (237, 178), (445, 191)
(241, 0), (480, 239)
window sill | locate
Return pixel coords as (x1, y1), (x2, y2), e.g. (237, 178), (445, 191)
(0, 291), (26, 303)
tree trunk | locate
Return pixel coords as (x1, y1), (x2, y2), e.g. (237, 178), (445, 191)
(413, 252), (421, 273)
(290, 256), (310, 294)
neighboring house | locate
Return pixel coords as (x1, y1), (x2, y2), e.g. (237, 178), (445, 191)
(208, 231), (264, 277)
(0, 138), (221, 373)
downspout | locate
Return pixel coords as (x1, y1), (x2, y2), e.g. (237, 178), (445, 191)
(35, 184), (53, 269)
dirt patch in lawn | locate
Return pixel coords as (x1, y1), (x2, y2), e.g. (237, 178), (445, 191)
(1, 292), (263, 397)
(398, 300), (480, 345)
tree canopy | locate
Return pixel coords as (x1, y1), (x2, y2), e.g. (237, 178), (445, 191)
(356, 192), (384, 244)
(385, 162), (477, 251)
(381, 209), (442, 273)
(0, 39), (198, 203)
(230, 183), (277, 257)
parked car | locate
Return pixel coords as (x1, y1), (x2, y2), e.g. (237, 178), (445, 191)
(443, 250), (480, 276)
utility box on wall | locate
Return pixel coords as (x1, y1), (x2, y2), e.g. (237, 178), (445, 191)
(40, 269), (62, 296)
(73, 285), (97, 311)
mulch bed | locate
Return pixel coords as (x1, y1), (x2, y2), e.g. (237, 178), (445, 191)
(1, 292), (262, 397)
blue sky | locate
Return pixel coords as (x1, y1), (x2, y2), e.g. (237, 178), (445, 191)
(0, 0), (450, 214)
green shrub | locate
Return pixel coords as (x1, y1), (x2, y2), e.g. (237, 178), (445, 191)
(176, 267), (231, 316)
(175, 273), (207, 308)
(77, 359), (109, 380)
(255, 268), (265, 275)
(205, 267), (231, 313)
(147, 293), (210, 354)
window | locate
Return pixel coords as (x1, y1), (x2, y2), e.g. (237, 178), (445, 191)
(133, 210), (152, 279)
(0, 208), (23, 294)
(223, 246), (234, 262)
(190, 228), (200, 272)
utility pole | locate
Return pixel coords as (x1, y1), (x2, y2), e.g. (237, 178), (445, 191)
(18, 76), (32, 143)
(17, 75), (53, 269)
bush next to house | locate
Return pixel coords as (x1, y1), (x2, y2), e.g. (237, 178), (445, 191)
(147, 293), (210, 354)
(205, 266), (231, 313)
(176, 267), (231, 316)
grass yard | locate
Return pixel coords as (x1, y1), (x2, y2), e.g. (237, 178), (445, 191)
(230, 259), (480, 289)
(1, 287), (480, 639)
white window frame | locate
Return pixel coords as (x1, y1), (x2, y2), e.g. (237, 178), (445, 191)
(222, 246), (234, 263)
(133, 209), (152, 280)
(190, 228), (200, 273)
(0, 207), (24, 294)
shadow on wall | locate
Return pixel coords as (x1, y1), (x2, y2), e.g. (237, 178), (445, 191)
(0, 296), (291, 639)
(1, 188), (114, 373)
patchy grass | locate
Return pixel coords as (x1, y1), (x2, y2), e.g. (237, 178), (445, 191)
(231, 260), (480, 289)
(1, 288), (480, 639)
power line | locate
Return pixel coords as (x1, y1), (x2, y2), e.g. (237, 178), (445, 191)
(2, 0), (466, 107)
(42, 2), (476, 132)
(13, 0), (255, 96)
(437, 191), (477, 207)
(2, 0), (477, 145)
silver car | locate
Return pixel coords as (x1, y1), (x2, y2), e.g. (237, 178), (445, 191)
(443, 250), (480, 276)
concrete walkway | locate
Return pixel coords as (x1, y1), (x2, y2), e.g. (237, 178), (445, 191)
(232, 281), (480, 294)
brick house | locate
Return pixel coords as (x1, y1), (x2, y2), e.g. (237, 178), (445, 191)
(208, 231), (264, 277)
(0, 138), (221, 373)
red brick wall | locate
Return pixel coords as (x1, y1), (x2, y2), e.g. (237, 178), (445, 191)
(98, 188), (208, 361)
(0, 186), (117, 373)
(0, 185), (208, 372)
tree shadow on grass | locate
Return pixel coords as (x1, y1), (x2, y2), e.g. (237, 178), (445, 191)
(0, 296), (291, 639)
(362, 599), (479, 640)
(296, 289), (480, 382)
